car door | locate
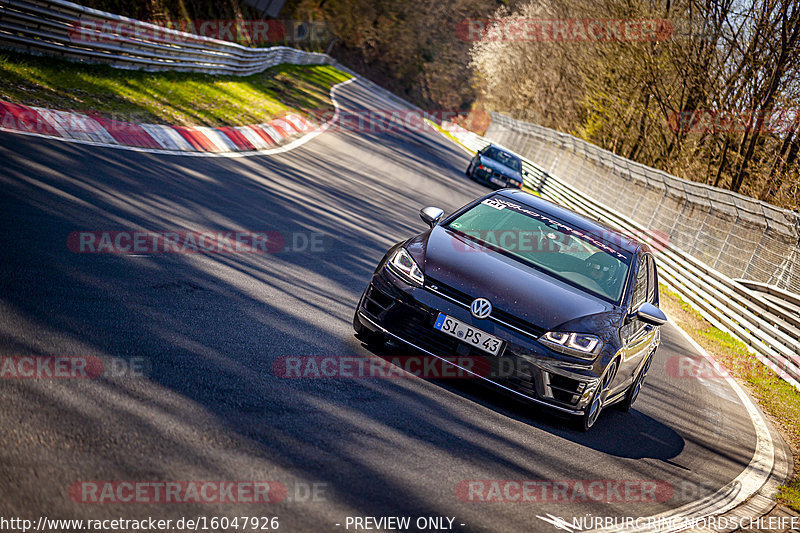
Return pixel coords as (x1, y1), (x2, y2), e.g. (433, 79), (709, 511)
(615, 253), (659, 392)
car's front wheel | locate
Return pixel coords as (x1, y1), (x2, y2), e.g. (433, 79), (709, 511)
(619, 350), (654, 412)
(580, 359), (618, 431)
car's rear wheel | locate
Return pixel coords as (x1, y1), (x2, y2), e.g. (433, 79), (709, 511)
(580, 359), (618, 431)
(619, 350), (654, 412)
(465, 162), (474, 177)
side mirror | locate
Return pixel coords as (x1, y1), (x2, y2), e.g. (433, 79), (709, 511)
(635, 302), (667, 326)
(420, 207), (444, 228)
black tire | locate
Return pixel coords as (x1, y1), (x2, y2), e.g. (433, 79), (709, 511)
(579, 359), (618, 431)
(619, 351), (653, 412)
(465, 162), (474, 177)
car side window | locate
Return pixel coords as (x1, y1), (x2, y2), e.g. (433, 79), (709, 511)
(621, 254), (664, 342)
(646, 255), (658, 304)
(632, 255), (648, 310)
(620, 255), (649, 340)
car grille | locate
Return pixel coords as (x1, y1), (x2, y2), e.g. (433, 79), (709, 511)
(383, 306), (539, 398)
(387, 310), (459, 357)
(425, 278), (545, 338)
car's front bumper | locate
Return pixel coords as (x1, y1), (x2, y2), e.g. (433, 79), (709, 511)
(472, 167), (522, 189)
(356, 268), (603, 416)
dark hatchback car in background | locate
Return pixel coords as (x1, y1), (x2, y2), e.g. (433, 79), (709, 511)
(354, 190), (667, 430)
(466, 144), (525, 189)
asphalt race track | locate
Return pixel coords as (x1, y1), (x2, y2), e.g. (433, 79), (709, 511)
(0, 78), (784, 532)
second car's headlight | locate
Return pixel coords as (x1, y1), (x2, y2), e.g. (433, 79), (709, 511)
(540, 331), (601, 359)
(386, 247), (424, 286)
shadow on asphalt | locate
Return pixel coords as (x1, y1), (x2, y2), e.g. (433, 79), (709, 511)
(0, 78), (746, 527)
(362, 342), (685, 461)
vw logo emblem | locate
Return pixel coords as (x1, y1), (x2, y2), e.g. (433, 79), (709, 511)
(471, 298), (492, 319)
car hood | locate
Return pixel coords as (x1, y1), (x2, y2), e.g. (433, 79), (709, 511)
(415, 226), (615, 331)
(479, 157), (522, 180)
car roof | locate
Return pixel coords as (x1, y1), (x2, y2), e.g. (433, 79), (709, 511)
(496, 189), (645, 255)
(484, 144), (521, 160)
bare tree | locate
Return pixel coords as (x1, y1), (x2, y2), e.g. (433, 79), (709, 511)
(469, 0), (800, 209)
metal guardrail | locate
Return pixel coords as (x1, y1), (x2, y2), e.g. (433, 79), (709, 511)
(2, 0), (797, 391)
(448, 126), (800, 392)
(485, 114), (800, 297)
(737, 280), (800, 322)
(0, 0), (333, 74)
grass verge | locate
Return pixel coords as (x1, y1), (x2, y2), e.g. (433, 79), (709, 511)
(0, 51), (351, 127)
(659, 284), (800, 510)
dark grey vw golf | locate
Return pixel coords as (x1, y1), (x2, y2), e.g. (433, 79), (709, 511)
(354, 190), (666, 430)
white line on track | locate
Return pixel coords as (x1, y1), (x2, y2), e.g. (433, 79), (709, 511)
(584, 318), (778, 533)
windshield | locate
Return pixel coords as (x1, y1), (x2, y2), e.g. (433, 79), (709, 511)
(446, 197), (632, 303)
(483, 147), (521, 171)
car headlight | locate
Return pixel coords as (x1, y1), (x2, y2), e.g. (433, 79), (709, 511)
(539, 331), (601, 359)
(386, 247), (424, 286)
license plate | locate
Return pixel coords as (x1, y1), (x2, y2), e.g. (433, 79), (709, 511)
(433, 313), (504, 355)
(490, 176), (505, 186)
